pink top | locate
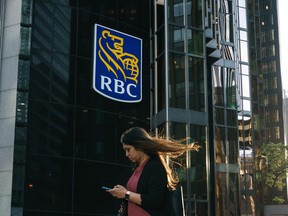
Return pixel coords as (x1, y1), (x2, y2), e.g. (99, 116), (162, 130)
(126, 159), (150, 216)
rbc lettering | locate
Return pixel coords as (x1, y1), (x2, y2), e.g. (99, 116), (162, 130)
(100, 75), (137, 98)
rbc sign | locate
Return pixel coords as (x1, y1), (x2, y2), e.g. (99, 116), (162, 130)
(93, 24), (142, 103)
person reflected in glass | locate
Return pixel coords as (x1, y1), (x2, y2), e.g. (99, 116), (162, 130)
(106, 127), (199, 216)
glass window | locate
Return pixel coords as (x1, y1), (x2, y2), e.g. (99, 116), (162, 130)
(228, 127), (238, 164)
(240, 40), (248, 62)
(269, 60), (276, 73)
(270, 93), (278, 105)
(224, 13), (234, 43)
(241, 75), (250, 98)
(238, 0), (246, 7)
(213, 66), (224, 106)
(186, 0), (202, 28)
(20, 27), (31, 55)
(21, 0), (33, 24)
(156, 2), (165, 29)
(270, 44), (275, 57)
(240, 30), (247, 41)
(227, 110), (237, 127)
(243, 99), (251, 112)
(271, 77), (277, 89)
(241, 64), (249, 75)
(226, 69), (237, 109)
(189, 124), (207, 200)
(249, 23), (255, 47)
(238, 7), (247, 29)
(189, 57), (204, 111)
(168, 0), (184, 25)
(16, 92), (28, 124)
(169, 25), (185, 52)
(272, 110), (279, 122)
(275, 126), (280, 139)
(216, 172), (240, 215)
(262, 62), (268, 74)
(187, 29), (203, 55)
(157, 26), (165, 56)
(261, 47), (267, 58)
(215, 108), (225, 125)
(18, 59), (30, 90)
(169, 53), (186, 109)
(168, 123), (207, 211)
(215, 126), (226, 163)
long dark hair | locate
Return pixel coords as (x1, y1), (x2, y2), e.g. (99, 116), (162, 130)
(120, 127), (199, 190)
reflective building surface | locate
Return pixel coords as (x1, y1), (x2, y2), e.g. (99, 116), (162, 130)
(0, 0), (286, 216)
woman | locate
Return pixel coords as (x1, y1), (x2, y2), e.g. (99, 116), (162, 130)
(107, 127), (199, 216)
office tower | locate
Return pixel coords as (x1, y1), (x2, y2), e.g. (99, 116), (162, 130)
(240, 0), (286, 215)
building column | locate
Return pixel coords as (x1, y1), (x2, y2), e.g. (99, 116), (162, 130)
(0, 0), (22, 215)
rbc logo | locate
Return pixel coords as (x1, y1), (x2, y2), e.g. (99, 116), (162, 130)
(93, 24), (142, 102)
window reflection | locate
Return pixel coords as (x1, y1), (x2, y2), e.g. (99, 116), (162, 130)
(169, 53), (185, 109)
(240, 143), (255, 216)
(213, 66), (224, 106)
(16, 92), (28, 123)
(189, 57), (204, 111)
(169, 123), (207, 214)
(215, 126), (226, 163)
(213, 67), (237, 109)
(21, 0), (32, 24)
(242, 99), (251, 112)
(240, 41), (248, 62)
(240, 30), (247, 40)
(20, 27), (31, 55)
(18, 59), (30, 90)
(168, 0), (184, 25)
(216, 172), (240, 215)
(241, 75), (250, 98)
(170, 25), (185, 52)
(227, 127), (238, 164)
(239, 7), (247, 29)
(186, 0), (202, 28)
(241, 64), (249, 75)
(187, 29), (203, 55)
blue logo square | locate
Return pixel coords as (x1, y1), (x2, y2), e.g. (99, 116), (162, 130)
(93, 24), (142, 103)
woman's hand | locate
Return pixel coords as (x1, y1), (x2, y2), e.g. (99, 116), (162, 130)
(107, 185), (127, 199)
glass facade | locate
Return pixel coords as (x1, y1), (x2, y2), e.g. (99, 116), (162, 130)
(243, 0), (286, 215)
(152, 0), (208, 215)
(205, 0), (240, 215)
(12, 0), (152, 215)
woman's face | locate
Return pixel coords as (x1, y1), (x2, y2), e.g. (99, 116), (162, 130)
(122, 143), (143, 163)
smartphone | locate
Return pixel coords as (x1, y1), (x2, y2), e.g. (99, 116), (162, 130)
(102, 186), (112, 190)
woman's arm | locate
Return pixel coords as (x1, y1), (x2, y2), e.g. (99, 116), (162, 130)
(107, 185), (142, 205)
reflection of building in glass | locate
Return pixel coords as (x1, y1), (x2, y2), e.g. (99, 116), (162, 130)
(240, 171), (255, 216)
(247, 0), (287, 211)
(238, 115), (255, 215)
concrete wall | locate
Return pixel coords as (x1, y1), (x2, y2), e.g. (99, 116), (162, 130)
(0, 0), (21, 215)
(264, 205), (288, 216)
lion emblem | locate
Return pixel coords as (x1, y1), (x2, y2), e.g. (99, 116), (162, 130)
(98, 30), (139, 84)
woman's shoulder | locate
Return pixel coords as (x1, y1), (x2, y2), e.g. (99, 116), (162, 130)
(142, 156), (167, 180)
(146, 156), (164, 169)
